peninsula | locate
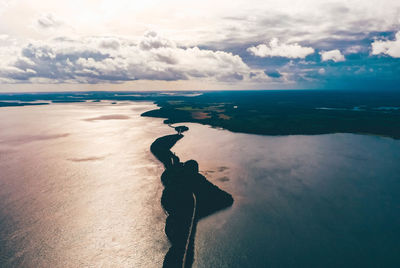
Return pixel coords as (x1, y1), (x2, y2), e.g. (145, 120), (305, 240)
(150, 126), (233, 268)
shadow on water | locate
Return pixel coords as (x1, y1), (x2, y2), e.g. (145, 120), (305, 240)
(151, 127), (234, 268)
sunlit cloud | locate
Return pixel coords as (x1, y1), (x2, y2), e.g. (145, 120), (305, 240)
(0, 0), (399, 90)
(319, 50), (345, 62)
(371, 31), (400, 58)
(247, 38), (315, 59)
(0, 32), (269, 84)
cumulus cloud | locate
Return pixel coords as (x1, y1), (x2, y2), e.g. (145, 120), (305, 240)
(371, 31), (400, 58)
(139, 31), (175, 50)
(2, 0), (398, 90)
(319, 49), (345, 62)
(98, 37), (121, 50)
(0, 32), (267, 84)
(247, 38), (315, 59)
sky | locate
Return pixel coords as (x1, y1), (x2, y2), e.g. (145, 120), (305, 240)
(0, 0), (400, 91)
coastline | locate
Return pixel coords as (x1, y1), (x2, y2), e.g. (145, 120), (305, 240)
(150, 130), (233, 268)
(141, 108), (400, 140)
(1, 90), (399, 139)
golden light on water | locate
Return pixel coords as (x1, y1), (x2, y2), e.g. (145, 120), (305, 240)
(0, 102), (172, 267)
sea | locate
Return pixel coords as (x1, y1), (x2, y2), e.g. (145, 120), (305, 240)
(0, 101), (399, 267)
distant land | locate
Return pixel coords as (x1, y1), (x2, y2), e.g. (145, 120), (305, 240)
(142, 90), (400, 139)
(1, 90), (399, 139)
(0, 101), (49, 107)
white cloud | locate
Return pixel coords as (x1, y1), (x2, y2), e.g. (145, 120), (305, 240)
(371, 31), (400, 58)
(345, 45), (363, 54)
(0, 0), (399, 50)
(0, 0), (399, 90)
(36, 13), (63, 29)
(0, 32), (269, 84)
(247, 38), (315, 58)
(319, 49), (345, 62)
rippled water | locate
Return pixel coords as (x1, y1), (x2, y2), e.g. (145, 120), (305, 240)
(0, 102), (171, 267)
(1, 102), (400, 268)
(173, 124), (400, 268)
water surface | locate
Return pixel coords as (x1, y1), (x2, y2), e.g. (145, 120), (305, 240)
(172, 124), (400, 268)
(1, 103), (399, 267)
(0, 102), (170, 267)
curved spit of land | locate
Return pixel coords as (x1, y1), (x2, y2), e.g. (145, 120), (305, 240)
(182, 193), (196, 268)
(150, 127), (234, 268)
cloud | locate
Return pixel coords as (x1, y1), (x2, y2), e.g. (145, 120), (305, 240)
(1, 0), (399, 90)
(371, 31), (400, 58)
(99, 37), (121, 50)
(247, 38), (315, 59)
(344, 45), (364, 54)
(264, 70), (282, 78)
(201, 1), (400, 53)
(36, 13), (63, 29)
(139, 31), (175, 50)
(1, 0), (400, 53)
(319, 49), (345, 62)
(0, 32), (268, 84)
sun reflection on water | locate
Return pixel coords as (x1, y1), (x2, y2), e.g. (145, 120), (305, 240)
(0, 102), (170, 267)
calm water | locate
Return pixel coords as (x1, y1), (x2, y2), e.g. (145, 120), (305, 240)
(174, 125), (400, 268)
(0, 102), (170, 267)
(1, 102), (400, 267)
